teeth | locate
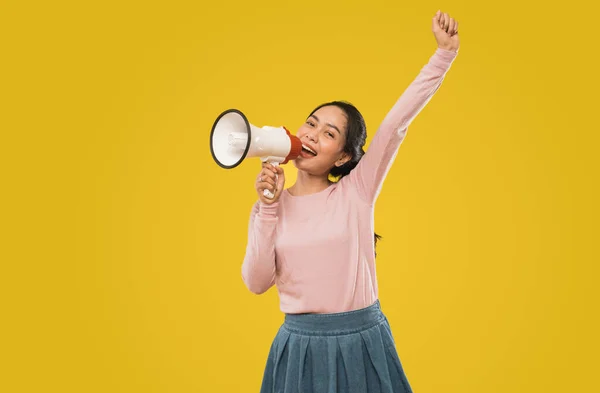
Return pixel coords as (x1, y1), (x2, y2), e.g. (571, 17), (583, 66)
(302, 144), (317, 155)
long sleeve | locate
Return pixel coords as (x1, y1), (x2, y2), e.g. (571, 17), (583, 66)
(240, 201), (279, 294)
(348, 48), (458, 204)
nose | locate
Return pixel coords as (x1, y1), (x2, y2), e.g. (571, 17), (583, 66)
(305, 130), (318, 143)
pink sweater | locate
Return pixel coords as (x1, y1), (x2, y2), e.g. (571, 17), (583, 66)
(241, 48), (458, 314)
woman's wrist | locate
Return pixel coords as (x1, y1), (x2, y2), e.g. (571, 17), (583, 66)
(258, 201), (279, 217)
(437, 45), (458, 53)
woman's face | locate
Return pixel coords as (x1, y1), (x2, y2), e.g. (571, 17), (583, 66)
(293, 105), (351, 176)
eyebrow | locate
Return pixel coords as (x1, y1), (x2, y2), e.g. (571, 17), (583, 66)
(309, 114), (341, 134)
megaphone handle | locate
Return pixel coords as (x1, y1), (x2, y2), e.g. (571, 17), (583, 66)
(263, 161), (279, 199)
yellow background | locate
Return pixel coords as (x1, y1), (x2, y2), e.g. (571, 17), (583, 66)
(2, 0), (598, 392)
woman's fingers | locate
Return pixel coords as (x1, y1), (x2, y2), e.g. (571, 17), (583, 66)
(275, 167), (285, 189)
(256, 164), (279, 196)
(257, 168), (276, 185)
(448, 18), (456, 35)
(261, 162), (277, 172)
(272, 166), (285, 200)
(256, 163), (285, 203)
(258, 179), (276, 191)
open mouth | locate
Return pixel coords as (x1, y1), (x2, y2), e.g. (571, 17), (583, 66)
(302, 144), (317, 156)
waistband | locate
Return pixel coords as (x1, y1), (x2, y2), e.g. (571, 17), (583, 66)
(283, 300), (386, 336)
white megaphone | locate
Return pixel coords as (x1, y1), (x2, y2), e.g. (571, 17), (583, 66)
(210, 108), (302, 199)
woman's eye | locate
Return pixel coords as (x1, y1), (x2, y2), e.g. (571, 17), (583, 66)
(326, 132), (334, 137)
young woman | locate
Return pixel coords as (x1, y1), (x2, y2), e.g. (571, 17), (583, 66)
(241, 10), (460, 393)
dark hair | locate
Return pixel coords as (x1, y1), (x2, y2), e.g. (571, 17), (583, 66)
(308, 100), (383, 256)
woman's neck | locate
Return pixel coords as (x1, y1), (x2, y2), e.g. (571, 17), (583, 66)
(288, 170), (332, 196)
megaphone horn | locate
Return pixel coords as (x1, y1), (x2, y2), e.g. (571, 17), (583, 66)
(210, 108), (302, 198)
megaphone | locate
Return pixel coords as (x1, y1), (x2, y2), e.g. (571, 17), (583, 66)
(210, 108), (302, 199)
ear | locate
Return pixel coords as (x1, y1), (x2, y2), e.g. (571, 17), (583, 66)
(335, 152), (351, 167)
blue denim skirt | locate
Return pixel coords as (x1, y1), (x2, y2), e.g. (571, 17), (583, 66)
(259, 299), (413, 393)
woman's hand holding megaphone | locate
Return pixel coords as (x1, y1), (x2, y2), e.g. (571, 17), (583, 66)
(256, 162), (285, 204)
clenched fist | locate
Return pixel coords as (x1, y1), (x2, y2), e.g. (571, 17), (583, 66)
(256, 162), (285, 204)
(433, 10), (460, 52)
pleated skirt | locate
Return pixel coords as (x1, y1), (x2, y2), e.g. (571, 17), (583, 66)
(259, 300), (413, 393)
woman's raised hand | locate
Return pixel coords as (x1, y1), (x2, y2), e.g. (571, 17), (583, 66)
(432, 10), (460, 52)
(256, 162), (285, 204)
